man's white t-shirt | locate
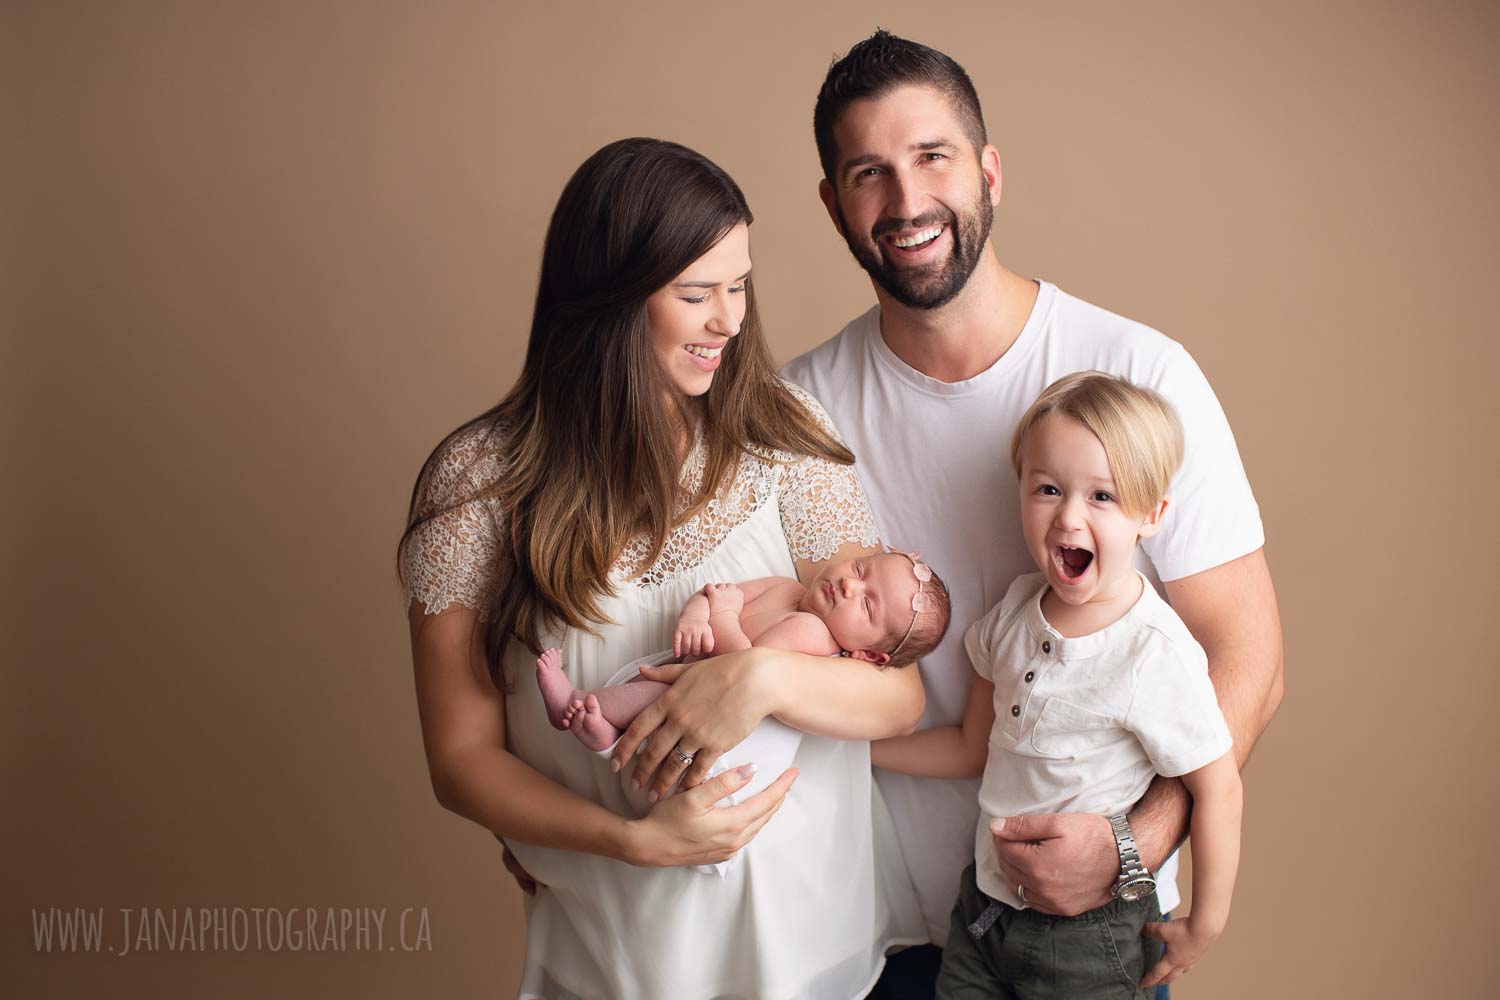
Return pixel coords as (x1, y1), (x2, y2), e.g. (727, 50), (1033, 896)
(783, 280), (1264, 944)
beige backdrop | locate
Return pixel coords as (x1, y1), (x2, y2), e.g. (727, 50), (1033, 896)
(7, 1), (1498, 997)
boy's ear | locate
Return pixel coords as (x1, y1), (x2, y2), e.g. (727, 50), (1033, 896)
(1137, 496), (1170, 539)
(849, 648), (891, 666)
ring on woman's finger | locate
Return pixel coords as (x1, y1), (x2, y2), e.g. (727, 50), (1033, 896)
(671, 746), (696, 766)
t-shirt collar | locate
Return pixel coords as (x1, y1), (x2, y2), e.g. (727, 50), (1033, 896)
(1024, 570), (1157, 659)
(861, 280), (1057, 398)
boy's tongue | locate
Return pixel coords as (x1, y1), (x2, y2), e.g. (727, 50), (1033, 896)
(1060, 547), (1093, 579)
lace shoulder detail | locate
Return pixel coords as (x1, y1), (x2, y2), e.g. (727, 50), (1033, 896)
(774, 382), (880, 564)
(401, 421), (507, 618)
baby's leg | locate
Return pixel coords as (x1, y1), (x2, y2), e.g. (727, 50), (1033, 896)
(536, 649), (669, 742)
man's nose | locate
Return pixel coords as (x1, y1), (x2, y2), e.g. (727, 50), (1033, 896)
(884, 169), (925, 225)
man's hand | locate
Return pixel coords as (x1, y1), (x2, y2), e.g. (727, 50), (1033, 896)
(989, 813), (1117, 916)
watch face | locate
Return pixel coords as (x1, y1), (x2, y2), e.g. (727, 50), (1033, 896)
(1118, 877), (1157, 902)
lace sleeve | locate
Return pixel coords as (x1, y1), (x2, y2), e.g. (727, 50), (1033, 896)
(775, 382), (881, 564)
(400, 423), (506, 618)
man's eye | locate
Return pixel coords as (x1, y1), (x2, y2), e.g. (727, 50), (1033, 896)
(922, 152), (946, 161)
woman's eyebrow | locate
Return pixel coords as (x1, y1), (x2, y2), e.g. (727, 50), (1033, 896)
(673, 271), (752, 289)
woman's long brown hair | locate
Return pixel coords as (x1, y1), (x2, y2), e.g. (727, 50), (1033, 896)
(397, 138), (853, 689)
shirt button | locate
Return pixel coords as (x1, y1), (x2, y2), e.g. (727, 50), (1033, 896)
(1024, 671), (1035, 683)
(1011, 705), (1020, 717)
(1042, 641), (1051, 654)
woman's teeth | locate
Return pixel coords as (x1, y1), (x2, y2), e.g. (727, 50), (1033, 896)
(684, 344), (722, 359)
(892, 225), (943, 248)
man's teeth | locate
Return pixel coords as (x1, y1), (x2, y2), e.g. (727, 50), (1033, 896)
(684, 345), (722, 359)
(892, 225), (943, 248)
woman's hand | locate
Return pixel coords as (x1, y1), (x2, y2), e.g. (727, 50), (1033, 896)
(611, 650), (774, 801)
(622, 762), (799, 867)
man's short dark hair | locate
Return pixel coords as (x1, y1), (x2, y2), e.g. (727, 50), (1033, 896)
(813, 30), (987, 183)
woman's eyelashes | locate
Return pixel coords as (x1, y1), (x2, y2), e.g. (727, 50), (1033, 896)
(681, 285), (746, 305)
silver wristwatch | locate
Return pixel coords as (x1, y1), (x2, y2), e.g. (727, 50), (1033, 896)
(1107, 814), (1157, 902)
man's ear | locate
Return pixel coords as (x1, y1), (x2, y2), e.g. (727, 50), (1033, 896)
(818, 178), (846, 237)
(849, 648), (891, 666)
(1137, 496), (1170, 539)
(981, 144), (1003, 208)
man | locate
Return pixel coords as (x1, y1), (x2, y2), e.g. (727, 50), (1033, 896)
(782, 31), (1284, 998)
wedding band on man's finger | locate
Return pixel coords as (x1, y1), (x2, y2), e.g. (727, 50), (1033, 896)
(1016, 884), (1027, 904)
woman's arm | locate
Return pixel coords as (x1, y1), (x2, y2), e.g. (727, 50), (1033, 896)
(411, 600), (797, 868)
(617, 541), (927, 800)
(871, 675), (995, 778)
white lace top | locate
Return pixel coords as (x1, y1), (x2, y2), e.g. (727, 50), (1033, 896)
(403, 384), (881, 613)
(401, 385), (924, 1000)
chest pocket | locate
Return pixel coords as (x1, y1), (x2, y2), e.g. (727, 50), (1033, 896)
(1030, 697), (1118, 759)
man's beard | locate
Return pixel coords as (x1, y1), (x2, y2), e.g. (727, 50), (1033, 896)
(838, 177), (993, 311)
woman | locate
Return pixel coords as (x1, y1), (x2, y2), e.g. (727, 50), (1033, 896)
(398, 138), (924, 999)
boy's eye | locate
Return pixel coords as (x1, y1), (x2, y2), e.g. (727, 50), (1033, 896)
(1037, 484), (1060, 496)
(1092, 491), (1114, 503)
(864, 597), (872, 616)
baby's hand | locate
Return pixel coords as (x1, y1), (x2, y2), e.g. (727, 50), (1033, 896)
(1139, 912), (1223, 988)
(704, 582), (744, 616)
(674, 616), (715, 659)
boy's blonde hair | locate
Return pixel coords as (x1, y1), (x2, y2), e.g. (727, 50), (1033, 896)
(1010, 372), (1184, 517)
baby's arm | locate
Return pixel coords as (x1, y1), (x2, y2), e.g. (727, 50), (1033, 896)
(1140, 751), (1243, 988)
(675, 577), (802, 658)
(870, 675), (995, 778)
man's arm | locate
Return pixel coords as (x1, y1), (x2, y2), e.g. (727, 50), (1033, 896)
(991, 548), (1283, 915)
(1131, 547), (1283, 867)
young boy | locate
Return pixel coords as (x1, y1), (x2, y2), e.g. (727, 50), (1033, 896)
(873, 372), (1242, 997)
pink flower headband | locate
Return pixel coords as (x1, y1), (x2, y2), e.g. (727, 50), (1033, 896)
(887, 545), (936, 660)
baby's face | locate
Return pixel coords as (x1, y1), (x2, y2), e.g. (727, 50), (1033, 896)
(800, 552), (919, 662)
(1017, 413), (1165, 609)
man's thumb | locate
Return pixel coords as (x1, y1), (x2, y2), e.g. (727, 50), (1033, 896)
(990, 815), (1037, 841)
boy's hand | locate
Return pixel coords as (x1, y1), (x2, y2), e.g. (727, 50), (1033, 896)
(674, 616), (715, 659)
(1140, 913), (1221, 988)
(704, 582), (744, 616)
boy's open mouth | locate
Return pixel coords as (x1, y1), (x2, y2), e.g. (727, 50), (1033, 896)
(1056, 545), (1094, 581)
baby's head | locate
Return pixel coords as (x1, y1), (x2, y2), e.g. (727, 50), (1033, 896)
(1010, 372), (1183, 606)
(801, 550), (952, 667)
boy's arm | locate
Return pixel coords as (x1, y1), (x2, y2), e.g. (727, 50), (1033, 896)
(871, 675), (995, 778)
(1139, 752), (1243, 988)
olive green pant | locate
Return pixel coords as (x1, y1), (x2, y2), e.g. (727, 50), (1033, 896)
(935, 863), (1162, 1000)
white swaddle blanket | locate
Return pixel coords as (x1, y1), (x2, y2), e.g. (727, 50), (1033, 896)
(594, 650), (803, 876)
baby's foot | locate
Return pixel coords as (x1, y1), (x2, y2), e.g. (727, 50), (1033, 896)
(536, 649), (580, 731)
(569, 694), (623, 752)
(559, 697), (584, 730)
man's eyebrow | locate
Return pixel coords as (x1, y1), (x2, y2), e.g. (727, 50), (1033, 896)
(840, 140), (961, 178)
(672, 270), (752, 289)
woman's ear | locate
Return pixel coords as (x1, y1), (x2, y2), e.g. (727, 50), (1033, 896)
(1137, 496), (1171, 539)
(849, 648), (891, 666)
